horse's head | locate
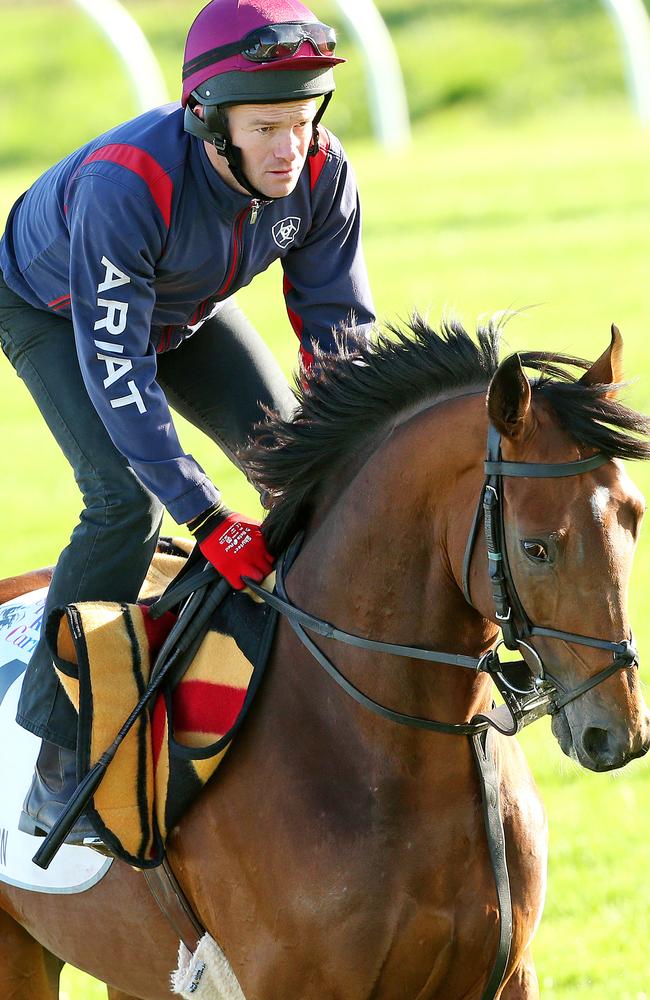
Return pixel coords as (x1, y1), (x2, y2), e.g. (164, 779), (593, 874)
(482, 327), (649, 770)
(249, 316), (650, 768)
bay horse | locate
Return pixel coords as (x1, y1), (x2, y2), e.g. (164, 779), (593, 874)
(0, 318), (648, 999)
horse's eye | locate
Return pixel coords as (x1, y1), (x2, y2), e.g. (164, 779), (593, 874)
(522, 540), (549, 563)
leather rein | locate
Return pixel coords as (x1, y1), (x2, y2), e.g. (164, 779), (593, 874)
(245, 421), (639, 736)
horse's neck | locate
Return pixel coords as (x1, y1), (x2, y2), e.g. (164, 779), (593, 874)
(171, 396), (497, 940)
(283, 397), (495, 757)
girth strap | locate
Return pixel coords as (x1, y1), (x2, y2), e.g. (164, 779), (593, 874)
(143, 857), (205, 953)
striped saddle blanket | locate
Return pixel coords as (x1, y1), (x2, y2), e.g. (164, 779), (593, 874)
(46, 547), (277, 868)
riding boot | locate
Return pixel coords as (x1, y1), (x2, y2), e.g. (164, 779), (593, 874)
(18, 740), (100, 846)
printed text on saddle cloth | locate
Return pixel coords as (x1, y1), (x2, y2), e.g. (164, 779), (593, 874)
(198, 511), (274, 589)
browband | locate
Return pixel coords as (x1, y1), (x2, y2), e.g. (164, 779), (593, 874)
(484, 452), (609, 478)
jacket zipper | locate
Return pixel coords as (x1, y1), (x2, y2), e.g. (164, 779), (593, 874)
(249, 198), (271, 224)
(216, 206), (249, 298)
(217, 199), (268, 298)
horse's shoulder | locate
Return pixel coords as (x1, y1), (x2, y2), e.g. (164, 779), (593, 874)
(0, 569), (52, 605)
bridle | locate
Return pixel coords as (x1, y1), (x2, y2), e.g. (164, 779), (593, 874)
(246, 421), (639, 737)
(461, 422), (638, 730)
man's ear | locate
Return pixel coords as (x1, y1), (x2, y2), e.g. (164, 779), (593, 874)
(487, 353), (532, 440)
(579, 324), (624, 398)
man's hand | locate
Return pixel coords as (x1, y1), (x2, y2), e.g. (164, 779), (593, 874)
(189, 505), (274, 590)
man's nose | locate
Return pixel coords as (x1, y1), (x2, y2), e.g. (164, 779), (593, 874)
(275, 130), (300, 160)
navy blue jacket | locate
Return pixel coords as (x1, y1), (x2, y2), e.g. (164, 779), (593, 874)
(0, 105), (375, 522)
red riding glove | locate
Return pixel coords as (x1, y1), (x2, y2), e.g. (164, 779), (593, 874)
(188, 505), (274, 590)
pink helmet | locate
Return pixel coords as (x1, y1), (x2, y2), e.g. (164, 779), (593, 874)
(182, 0), (344, 108)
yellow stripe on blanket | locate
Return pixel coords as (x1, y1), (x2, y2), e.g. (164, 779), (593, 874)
(55, 602), (156, 859)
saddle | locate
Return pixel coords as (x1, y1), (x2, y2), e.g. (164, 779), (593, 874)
(45, 542), (277, 867)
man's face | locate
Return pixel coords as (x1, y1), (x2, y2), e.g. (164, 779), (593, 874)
(224, 99), (318, 199)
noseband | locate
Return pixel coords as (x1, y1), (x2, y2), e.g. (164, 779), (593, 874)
(246, 421), (639, 737)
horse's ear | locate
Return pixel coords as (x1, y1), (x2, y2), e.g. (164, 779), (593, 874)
(487, 353), (532, 440)
(579, 324), (624, 397)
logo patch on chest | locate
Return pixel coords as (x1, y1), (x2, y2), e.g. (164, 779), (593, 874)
(272, 216), (301, 249)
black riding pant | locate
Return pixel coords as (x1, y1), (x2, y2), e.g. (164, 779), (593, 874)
(0, 271), (295, 749)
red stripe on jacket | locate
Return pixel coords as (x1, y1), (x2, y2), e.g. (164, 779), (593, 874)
(308, 128), (331, 190)
(48, 293), (71, 309)
(282, 128), (330, 371)
(282, 273), (314, 371)
(82, 144), (173, 228)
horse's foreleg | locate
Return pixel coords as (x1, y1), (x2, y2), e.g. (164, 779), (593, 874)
(0, 907), (63, 999)
(499, 947), (540, 999)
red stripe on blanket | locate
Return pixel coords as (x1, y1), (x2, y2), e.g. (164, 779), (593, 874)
(139, 605), (177, 658)
(172, 679), (246, 735)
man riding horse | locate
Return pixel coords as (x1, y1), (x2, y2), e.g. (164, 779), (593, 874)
(0, 0), (375, 845)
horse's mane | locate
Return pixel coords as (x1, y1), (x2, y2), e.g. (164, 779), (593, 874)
(244, 316), (650, 553)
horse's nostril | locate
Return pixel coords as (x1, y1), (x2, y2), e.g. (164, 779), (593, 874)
(582, 726), (611, 760)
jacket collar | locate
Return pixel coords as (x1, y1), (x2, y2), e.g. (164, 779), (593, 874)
(193, 138), (254, 221)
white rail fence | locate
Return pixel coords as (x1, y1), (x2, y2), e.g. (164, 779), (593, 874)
(71, 1), (650, 133)
(601, 0), (650, 123)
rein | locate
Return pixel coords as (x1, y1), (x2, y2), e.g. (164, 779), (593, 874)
(246, 423), (639, 737)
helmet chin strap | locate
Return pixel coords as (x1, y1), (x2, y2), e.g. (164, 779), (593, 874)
(186, 93), (332, 201)
(308, 91), (332, 154)
(208, 106), (270, 200)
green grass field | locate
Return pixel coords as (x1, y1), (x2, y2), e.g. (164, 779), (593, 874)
(3, 2), (650, 998)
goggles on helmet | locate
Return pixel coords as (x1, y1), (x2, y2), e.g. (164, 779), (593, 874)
(183, 21), (337, 81)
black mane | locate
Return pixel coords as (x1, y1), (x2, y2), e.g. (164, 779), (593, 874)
(243, 316), (650, 553)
